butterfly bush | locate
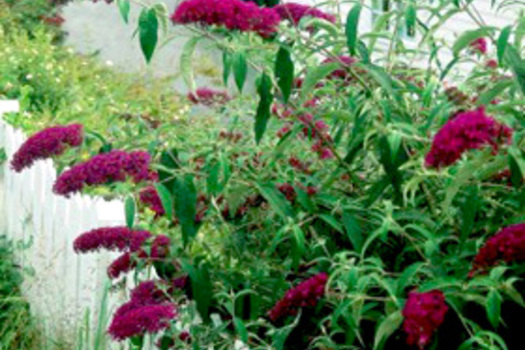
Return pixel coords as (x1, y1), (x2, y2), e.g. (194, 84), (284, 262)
(73, 227), (151, 253)
(274, 2), (336, 25)
(322, 55), (358, 80)
(109, 280), (177, 340)
(170, 0), (281, 38)
(106, 235), (171, 279)
(11, 124), (83, 172)
(268, 272), (328, 322)
(187, 87), (231, 106)
(74, 227), (171, 279)
(402, 290), (448, 350)
(470, 223), (525, 275)
(470, 37), (488, 54)
(53, 150), (153, 197)
(139, 186), (166, 217)
(425, 108), (513, 168)
(21, 0), (525, 348)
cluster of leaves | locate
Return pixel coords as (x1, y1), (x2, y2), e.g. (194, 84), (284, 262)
(6, 0), (525, 349)
(113, 0), (525, 349)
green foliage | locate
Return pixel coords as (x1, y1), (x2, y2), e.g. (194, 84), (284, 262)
(6, 0), (525, 349)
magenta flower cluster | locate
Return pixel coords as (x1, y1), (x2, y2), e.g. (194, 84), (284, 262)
(11, 124), (83, 172)
(470, 37), (488, 55)
(402, 290), (448, 350)
(425, 108), (512, 168)
(74, 227), (171, 279)
(268, 272), (328, 322)
(274, 2), (336, 26)
(187, 87), (231, 107)
(470, 223), (525, 275)
(277, 182), (317, 203)
(322, 55), (358, 81)
(109, 280), (177, 341)
(108, 235), (171, 279)
(171, 0), (281, 38)
(53, 150), (153, 197)
(73, 226), (151, 253)
(139, 186), (166, 217)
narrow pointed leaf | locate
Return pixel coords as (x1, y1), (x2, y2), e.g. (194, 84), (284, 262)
(275, 46), (294, 103)
(138, 8), (159, 63)
(233, 51), (248, 93)
(154, 183), (174, 221)
(124, 195), (136, 228)
(254, 73), (273, 143)
(345, 4), (362, 55)
(180, 37), (201, 91)
(497, 26), (512, 65)
(174, 175), (198, 245)
(117, 0), (131, 24)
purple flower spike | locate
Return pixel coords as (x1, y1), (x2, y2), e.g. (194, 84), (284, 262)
(268, 272), (328, 322)
(53, 150), (152, 197)
(402, 290), (448, 350)
(171, 0), (281, 38)
(275, 3), (336, 25)
(11, 124), (83, 172)
(425, 108), (512, 168)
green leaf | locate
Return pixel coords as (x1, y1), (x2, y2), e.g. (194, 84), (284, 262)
(117, 0), (130, 24)
(475, 79), (513, 106)
(361, 63), (399, 101)
(497, 26), (512, 65)
(319, 214), (344, 233)
(234, 317), (248, 343)
(158, 148), (179, 191)
(397, 262), (424, 294)
(300, 62), (339, 99)
(405, 3), (416, 37)
(223, 51), (232, 86)
(452, 27), (496, 56)
(233, 51), (248, 93)
(508, 147), (525, 188)
(295, 187), (315, 212)
(124, 195), (136, 228)
(254, 73), (273, 144)
(374, 311), (403, 350)
(174, 175), (198, 246)
(257, 183), (294, 218)
(181, 259), (213, 323)
(345, 4), (362, 55)
(504, 45), (525, 95)
(206, 160), (221, 196)
(342, 211), (363, 251)
(180, 37), (201, 92)
(271, 312), (302, 350)
(443, 152), (488, 213)
(138, 8), (159, 63)
(459, 185), (478, 249)
(154, 183), (173, 221)
(291, 225), (305, 268)
(275, 46), (294, 103)
(486, 289), (502, 328)
(356, 40), (370, 63)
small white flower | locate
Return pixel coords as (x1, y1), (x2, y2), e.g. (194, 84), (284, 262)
(25, 74), (33, 80)
(105, 60), (114, 67)
(234, 339), (250, 350)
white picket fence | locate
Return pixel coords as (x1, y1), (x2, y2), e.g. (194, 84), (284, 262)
(0, 101), (127, 346)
